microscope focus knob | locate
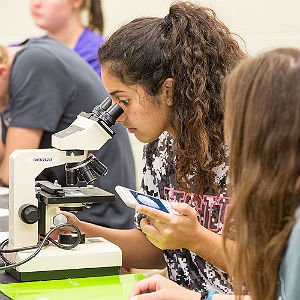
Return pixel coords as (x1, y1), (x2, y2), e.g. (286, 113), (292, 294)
(19, 204), (40, 224)
(53, 214), (68, 226)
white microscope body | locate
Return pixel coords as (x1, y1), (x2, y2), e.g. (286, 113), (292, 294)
(5, 99), (123, 281)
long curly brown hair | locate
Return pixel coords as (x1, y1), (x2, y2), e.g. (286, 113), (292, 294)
(98, 1), (245, 195)
(223, 48), (300, 300)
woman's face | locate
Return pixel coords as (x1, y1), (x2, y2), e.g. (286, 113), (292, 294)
(102, 66), (174, 143)
(30, 0), (79, 33)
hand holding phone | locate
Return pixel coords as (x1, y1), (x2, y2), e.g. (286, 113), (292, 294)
(115, 185), (176, 214)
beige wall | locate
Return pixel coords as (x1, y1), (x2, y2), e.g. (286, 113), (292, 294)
(1, 0), (299, 53)
(102, 0), (300, 54)
(1, 0), (299, 187)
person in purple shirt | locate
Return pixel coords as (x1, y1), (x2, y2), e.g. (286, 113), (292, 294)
(30, 0), (105, 76)
(74, 28), (105, 75)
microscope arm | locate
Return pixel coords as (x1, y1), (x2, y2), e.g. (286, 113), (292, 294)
(9, 149), (87, 247)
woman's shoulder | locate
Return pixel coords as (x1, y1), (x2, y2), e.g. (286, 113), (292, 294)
(144, 132), (173, 154)
(143, 132), (174, 165)
(212, 161), (229, 186)
(76, 28), (105, 48)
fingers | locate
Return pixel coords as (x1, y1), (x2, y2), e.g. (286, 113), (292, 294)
(130, 275), (178, 300)
(49, 231), (59, 240)
(171, 202), (198, 218)
(136, 205), (172, 223)
(140, 218), (161, 239)
(130, 275), (165, 297)
(59, 211), (80, 225)
(137, 202), (198, 223)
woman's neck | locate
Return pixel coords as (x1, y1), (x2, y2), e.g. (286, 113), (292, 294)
(48, 20), (84, 49)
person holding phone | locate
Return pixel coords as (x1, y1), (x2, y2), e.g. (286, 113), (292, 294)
(60, 2), (245, 297)
(129, 48), (300, 300)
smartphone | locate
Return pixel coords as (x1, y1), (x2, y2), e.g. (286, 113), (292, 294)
(115, 185), (176, 214)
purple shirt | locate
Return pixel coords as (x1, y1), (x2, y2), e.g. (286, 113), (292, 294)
(12, 28), (105, 76)
(74, 28), (105, 76)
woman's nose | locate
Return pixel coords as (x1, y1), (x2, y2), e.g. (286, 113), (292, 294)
(117, 112), (126, 123)
(30, 0), (42, 7)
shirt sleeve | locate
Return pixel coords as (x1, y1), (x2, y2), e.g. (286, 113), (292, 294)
(9, 47), (75, 132)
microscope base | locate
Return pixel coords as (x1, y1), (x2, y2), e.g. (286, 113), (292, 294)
(6, 266), (119, 282)
(5, 237), (122, 282)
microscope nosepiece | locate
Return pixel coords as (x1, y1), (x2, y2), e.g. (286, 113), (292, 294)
(78, 164), (97, 184)
(66, 168), (78, 185)
(90, 157), (108, 176)
(65, 153), (107, 185)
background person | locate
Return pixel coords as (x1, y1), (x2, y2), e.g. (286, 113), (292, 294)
(222, 47), (300, 300)
(30, 0), (104, 75)
(0, 37), (136, 229)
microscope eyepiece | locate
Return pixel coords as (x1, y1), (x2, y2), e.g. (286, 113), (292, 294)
(106, 103), (124, 121)
(91, 97), (123, 127)
(92, 97), (112, 116)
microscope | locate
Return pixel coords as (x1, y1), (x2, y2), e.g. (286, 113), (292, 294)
(3, 97), (123, 282)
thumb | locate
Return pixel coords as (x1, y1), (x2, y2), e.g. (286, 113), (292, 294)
(171, 202), (198, 217)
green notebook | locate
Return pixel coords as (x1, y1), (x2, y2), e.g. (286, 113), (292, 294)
(0, 274), (145, 300)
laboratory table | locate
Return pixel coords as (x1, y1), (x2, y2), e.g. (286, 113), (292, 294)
(0, 193), (14, 299)
(0, 194), (143, 299)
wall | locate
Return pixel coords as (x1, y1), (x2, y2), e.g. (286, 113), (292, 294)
(102, 0), (300, 55)
(1, 0), (299, 55)
(1, 0), (299, 187)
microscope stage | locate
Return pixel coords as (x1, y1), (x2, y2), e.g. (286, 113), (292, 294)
(36, 180), (115, 204)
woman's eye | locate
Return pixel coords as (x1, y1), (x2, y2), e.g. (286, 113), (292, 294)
(119, 99), (129, 106)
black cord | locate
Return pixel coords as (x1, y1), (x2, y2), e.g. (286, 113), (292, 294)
(0, 239), (40, 253)
(0, 239), (13, 265)
(0, 223), (81, 271)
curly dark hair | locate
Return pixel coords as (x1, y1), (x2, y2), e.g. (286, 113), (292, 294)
(99, 1), (245, 194)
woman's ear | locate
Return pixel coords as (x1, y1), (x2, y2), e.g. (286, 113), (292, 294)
(163, 78), (174, 106)
(73, 0), (84, 10)
(0, 64), (8, 81)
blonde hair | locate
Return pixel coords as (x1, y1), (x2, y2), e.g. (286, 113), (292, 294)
(82, 0), (104, 34)
(0, 44), (8, 64)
